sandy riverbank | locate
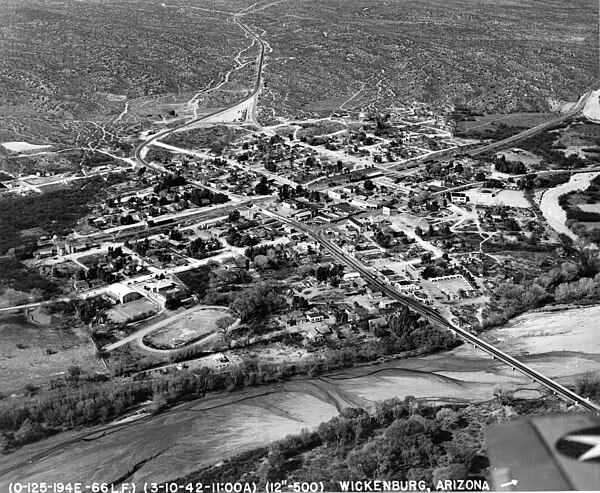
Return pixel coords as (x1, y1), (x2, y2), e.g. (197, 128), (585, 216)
(539, 171), (600, 240)
(2, 305), (600, 487)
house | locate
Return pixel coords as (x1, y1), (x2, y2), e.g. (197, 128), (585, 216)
(286, 310), (307, 326)
(107, 283), (142, 304)
(304, 327), (324, 342)
(306, 311), (326, 323)
(382, 206), (398, 216)
(73, 280), (89, 291)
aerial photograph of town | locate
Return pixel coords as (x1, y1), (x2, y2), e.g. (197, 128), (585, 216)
(0, 0), (599, 491)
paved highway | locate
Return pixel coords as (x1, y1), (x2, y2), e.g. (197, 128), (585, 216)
(258, 208), (600, 415)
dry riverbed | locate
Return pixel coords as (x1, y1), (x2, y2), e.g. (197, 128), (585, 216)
(1, 305), (599, 487)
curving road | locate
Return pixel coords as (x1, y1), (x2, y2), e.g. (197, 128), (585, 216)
(133, 16), (266, 171)
(102, 305), (233, 353)
(258, 208), (600, 414)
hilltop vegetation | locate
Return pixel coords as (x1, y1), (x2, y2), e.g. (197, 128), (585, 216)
(0, 0), (251, 142)
(249, 0), (597, 120)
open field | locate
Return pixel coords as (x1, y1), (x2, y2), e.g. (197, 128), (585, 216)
(465, 189), (531, 208)
(0, 313), (106, 396)
(144, 307), (230, 349)
(428, 276), (474, 295)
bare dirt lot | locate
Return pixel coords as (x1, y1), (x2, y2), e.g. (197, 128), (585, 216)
(466, 189), (531, 208)
(144, 307), (231, 349)
(0, 312), (106, 396)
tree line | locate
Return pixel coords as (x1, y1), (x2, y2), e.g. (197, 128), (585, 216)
(173, 396), (487, 490)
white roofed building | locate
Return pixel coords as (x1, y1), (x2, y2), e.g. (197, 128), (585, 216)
(107, 283), (142, 304)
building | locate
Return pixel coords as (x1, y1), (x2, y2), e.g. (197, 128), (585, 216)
(394, 280), (418, 292)
(144, 277), (189, 302)
(304, 327), (325, 342)
(327, 190), (345, 201)
(346, 217), (366, 233)
(351, 197), (380, 210)
(379, 298), (399, 309)
(292, 210), (312, 221)
(35, 248), (55, 259)
(107, 283), (142, 304)
(306, 311), (326, 323)
(382, 206), (398, 216)
(378, 268), (398, 282)
(450, 192), (468, 204)
(365, 285), (382, 299)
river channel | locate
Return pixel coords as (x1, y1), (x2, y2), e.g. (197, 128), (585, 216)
(1, 305), (600, 488)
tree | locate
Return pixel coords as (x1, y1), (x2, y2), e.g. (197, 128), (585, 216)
(228, 210), (241, 222)
(14, 419), (45, 445)
(67, 365), (81, 382)
(435, 408), (458, 429)
(149, 392), (168, 415)
(215, 315), (236, 341)
(255, 176), (270, 195)
(253, 254), (270, 270)
(363, 179), (375, 191)
(165, 296), (180, 310)
(229, 283), (287, 322)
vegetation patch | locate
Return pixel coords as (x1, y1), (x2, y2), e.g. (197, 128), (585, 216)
(161, 126), (249, 153)
(0, 175), (123, 255)
(171, 395), (565, 490)
(0, 257), (57, 300)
